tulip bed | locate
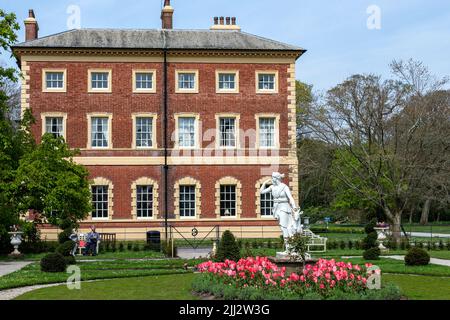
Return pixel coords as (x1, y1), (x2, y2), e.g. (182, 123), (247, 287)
(193, 257), (401, 300)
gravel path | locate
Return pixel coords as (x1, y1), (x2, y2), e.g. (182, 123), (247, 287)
(0, 261), (33, 277)
(0, 283), (64, 300)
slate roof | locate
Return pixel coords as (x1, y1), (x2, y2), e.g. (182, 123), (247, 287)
(13, 28), (305, 53)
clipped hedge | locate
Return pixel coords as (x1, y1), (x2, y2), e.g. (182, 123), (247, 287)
(405, 248), (430, 266)
(40, 253), (67, 273)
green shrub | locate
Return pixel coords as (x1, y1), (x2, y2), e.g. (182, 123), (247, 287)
(98, 243), (105, 253)
(347, 240), (353, 250)
(119, 242), (125, 252)
(133, 242), (140, 252)
(438, 240), (444, 250)
(56, 241), (75, 257)
(339, 240), (346, 250)
(57, 229), (72, 244)
(362, 232), (377, 250)
(40, 253), (67, 273)
(267, 239), (272, 249)
(364, 219), (377, 234)
(236, 239), (242, 249)
(405, 247), (430, 266)
(363, 247), (380, 260)
(64, 255), (76, 265)
(354, 241), (361, 250)
(446, 241), (450, 251)
(161, 240), (177, 258)
(286, 233), (309, 260)
(251, 240), (259, 249)
(386, 238), (398, 250)
(215, 230), (241, 262)
(105, 242), (111, 252)
(127, 242), (133, 251)
(417, 241), (424, 249)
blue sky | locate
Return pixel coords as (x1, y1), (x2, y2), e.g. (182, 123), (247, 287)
(2, 0), (450, 91)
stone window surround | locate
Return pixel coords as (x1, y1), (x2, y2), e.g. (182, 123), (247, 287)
(131, 113), (158, 150)
(254, 113), (280, 149)
(255, 70), (279, 94)
(174, 113), (201, 149)
(42, 68), (67, 93)
(40, 112), (67, 140)
(131, 177), (159, 220)
(215, 176), (242, 219)
(89, 177), (114, 221)
(215, 113), (241, 150)
(86, 113), (113, 150)
(132, 69), (157, 93)
(215, 70), (240, 94)
(88, 69), (112, 93)
(175, 69), (199, 94)
(255, 177), (274, 219)
(173, 177), (202, 220)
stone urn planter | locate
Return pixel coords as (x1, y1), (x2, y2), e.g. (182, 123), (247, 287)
(8, 231), (24, 258)
(374, 227), (389, 252)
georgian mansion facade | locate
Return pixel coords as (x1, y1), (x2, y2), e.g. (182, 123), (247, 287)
(12, 2), (305, 240)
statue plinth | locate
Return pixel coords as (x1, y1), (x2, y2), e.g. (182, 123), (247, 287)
(268, 254), (317, 275)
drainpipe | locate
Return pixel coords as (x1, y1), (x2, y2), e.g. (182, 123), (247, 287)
(163, 46), (169, 243)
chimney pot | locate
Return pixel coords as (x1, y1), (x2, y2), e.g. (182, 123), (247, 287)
(161, 0), (174, 29)
(231, 17), (236, 25)
(219, 17), (224, 25)
(226, 17), (231, 25)
(214, 17), (219, 25)
(24, 9), (38, 41)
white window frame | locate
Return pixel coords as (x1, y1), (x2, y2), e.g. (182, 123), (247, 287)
(88, 69), (112, 93)
(41, 112), (67, 140)
(87, 113), (113, 150)
(256, 70), (279, 94)
(132, 69), (156, 93)
(131, 177), (159, 220)
(42, 69), (67, 93)
(215, 177), (242, 219)
(215, 113), (240, 149)
(255, 113), (280, 149)
(90, 177), (114, 221)
(132, 113), (158, 149)
(174, 177), (202, 220)
(174, 113), (200, 149)
(175, 70), (199, 94)
(216, 70), (239, 94)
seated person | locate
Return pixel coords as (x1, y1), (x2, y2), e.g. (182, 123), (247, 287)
(84, 225), (100, 256)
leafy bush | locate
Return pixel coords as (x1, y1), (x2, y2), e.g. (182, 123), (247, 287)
(446, 241), (450, 251)
(214, 230), (240, 262)
(348, 240), (353, 250)
(267, 239), (272, 249)
(40, 253), (67, 273)
(363, 247), (380, 260)
(133, 242), (140, 252)
(417, 241), (424, 249)
(56, 241), (75, 257)
(127, 242), (133, 251)
(354, 241), (361, 250)
(119, 242), (124, 252)
(438, 240), (444, 250)
(286, 233), (309, 261)
(339, 240), (346, 250)
(64, 255), (76, 265)
(362, 232), (377, 250)
(57, 229), (72, 244)
(161, 240), (177, 258)
(405, 248), (430, 266)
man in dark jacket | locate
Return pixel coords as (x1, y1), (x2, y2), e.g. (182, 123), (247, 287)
(84, 225), (100, 256)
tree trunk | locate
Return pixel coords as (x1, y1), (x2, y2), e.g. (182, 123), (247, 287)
(390, 214), (402, 243)
(436, 211), (440, 222)
(420, 199), (431, 225)
(409, 209), (414, 224)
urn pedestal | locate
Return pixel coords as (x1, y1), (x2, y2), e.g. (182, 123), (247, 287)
(8, 231), (24, 258)
(268, 253), (317, 275)
(374, 227), (389, 252)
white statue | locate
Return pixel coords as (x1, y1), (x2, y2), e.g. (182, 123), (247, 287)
(260, 172), (303, 254)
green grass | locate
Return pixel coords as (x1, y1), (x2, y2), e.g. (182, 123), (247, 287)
(0, 259), (200, 291)
(403, 224), (450, 234)
(15, 273), (199, 300)
(0, 250), (165, 262)
(383, 274), (450, 300)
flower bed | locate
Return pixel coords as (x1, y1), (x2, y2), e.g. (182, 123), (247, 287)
(193, 257), (401, 300)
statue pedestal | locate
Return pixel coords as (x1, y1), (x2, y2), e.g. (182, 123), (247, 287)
(269, 254), (317, 275)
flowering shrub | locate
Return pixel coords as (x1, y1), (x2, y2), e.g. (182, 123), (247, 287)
(195, 257), (392, 299)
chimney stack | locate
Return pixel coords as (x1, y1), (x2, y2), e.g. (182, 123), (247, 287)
(161, 0), (174, 29)
(24, 9), (39, 41)
(210, 16), (241, 31)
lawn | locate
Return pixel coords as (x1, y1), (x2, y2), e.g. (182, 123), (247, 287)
(383, 274), (450, 300)
(15, 273), (199, 300)
(0, 259), (202, 291)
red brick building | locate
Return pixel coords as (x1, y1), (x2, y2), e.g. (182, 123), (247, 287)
(13, 2), (305, 240)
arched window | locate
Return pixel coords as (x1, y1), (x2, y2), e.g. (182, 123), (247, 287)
(131, 177), (159, 219)
(174, 177), (201, 219)
(215, 177), (242, 218)
(255, 177), (274, 218)
(90, 177), (114, 220)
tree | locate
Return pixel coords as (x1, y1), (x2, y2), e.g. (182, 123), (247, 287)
(0, 9), (35, 253)
(12, 134), (92, 229)
(214, 230), (241, 262)
(300, 60), (449, 242)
